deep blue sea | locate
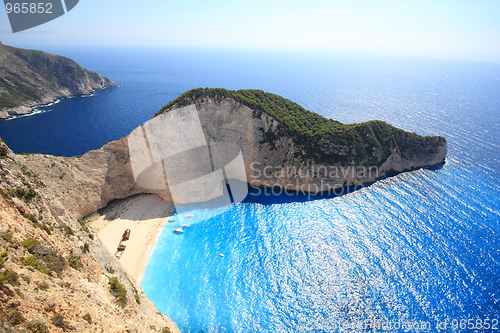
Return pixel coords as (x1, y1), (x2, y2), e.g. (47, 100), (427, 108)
(1, 47), (499, 332)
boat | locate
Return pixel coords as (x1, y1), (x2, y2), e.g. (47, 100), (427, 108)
(219, 253), (225, 257)
(184, 213), (194, 217)
(168, 219), (175, 222)
(173, 228), (184, 233)
(122, 229), (130, 241)
(182, 224), (190, 228)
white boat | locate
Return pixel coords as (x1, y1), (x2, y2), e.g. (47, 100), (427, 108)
(182, 224), (190, 228)
(219, 253), (225, 257)
(184, 213), (194, 217)
(173, 228), (184, 233)
(167, 219), (175, 222)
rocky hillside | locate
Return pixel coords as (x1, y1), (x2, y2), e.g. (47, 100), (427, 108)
(0, 140), (179, 332)
(0, 44), (116, 119)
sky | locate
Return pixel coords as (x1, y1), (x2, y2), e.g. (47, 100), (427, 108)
(0, 0), (499, 63)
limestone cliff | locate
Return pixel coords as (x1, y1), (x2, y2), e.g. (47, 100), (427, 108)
(0, 141), (179, 332)
(157, 88), (447, 194)
(18, 88), (446, 220)
(0, 44), (116, 119)
(4, 88), (446, 331)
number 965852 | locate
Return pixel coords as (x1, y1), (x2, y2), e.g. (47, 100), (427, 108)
(5, 3), (53, 14)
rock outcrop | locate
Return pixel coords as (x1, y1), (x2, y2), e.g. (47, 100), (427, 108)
(3, 88), (446, 331)
(0, 140), (179, 332)
(155, 89), (447, 195)
(17, 138), (152, 220)
(0, 44), (116, 119)
(18, 88), (446, 220)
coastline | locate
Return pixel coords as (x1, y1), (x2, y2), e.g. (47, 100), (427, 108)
(0, 86), (117, 120)
(89, 193), (173, 282)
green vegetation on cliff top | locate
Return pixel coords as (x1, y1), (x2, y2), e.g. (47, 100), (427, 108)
(157, 87), (345, 137)
(0, 44), (116, 112)
(156, 88), (446, 166)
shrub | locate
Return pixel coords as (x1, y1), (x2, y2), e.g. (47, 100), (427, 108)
(108, 277), (127, 308)
(21, 237), (39, 253)
(2, 228), (13, 242)
(0, 270), (6, 285)
(27, 320), (50, 333)
(51, 313), (68, 328)
(41, 252), (66, 275)
(35, 281), (49, 291)
(14, 187), (25, 198)
(0, 251), (8, 268)
(67, 255), (83, 270)
(22, 255), (40, 269)
(82, 313), (92, 324)
(23, 188), (37, 202)
(7, 310), (25, 325)
(0, 146), (8, 157)
(81, 243), (90, 253)
(23, 212), (37, 223)
(126, 277), (141, 305)
(36, 223), (51, 235)
(14, 288), (24, 299)
(162, 327), (173, 333)
(134, 292), (141, 305)
(4, 269), (19, 286)
(62, 225), (74, 237)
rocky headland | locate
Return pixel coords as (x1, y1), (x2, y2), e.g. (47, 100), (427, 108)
(0, 84), (446, 332)
(0, 44), (116, 119)
(15, 88), (447, 219)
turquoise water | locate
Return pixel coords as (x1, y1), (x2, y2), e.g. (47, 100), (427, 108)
(0, 48), (498, 332)
(143, 164), (499, 332)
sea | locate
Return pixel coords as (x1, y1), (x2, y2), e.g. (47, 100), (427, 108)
(0, 47), (499, 332)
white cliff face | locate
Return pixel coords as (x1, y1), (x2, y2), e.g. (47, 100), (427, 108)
(20, 96), (447, 219)
(190, 97), (447, 194)
(5, 91), (446, 333)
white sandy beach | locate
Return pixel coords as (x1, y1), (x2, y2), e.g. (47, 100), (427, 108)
(90, 194), (173, 281)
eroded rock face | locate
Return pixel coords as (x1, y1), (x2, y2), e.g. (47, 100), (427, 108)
(5, 92), (445, 331)
(0, 141), (180, 333)
(19, 95), (446, 220)
(17, 138), (164, 220)
(0, 44), (116, 119)
(165, 96), (447, 194)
